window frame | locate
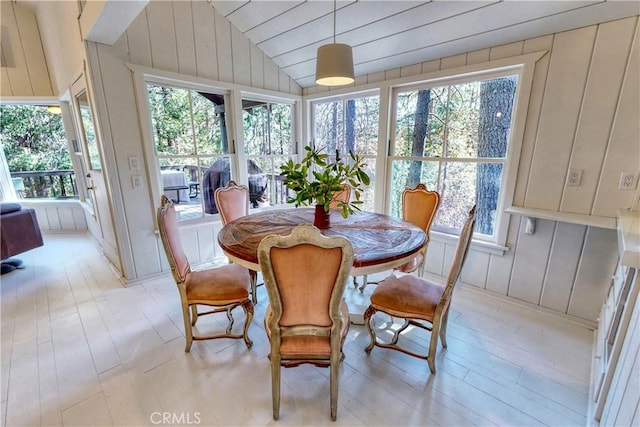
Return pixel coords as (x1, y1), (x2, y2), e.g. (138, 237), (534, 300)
(0, 97), (76, 202)
(307, 88), (381, 212)
(389, 68), (522, 244)
(304, 52), (543, 248)
(238, 91), (298, 210)
(130, 65), (301, 225)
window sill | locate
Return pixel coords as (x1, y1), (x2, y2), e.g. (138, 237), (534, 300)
(430, 230), (509, 256)
(15, 199), (81, 208)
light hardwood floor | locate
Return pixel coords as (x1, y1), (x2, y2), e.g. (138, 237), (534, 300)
(1, 233), (594, 426)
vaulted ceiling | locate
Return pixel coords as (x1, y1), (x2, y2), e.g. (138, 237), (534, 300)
(211, 0), (639, 88)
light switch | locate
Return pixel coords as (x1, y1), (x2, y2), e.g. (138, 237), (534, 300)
(132, 175), (143, 190)
(129, 156), (140, 170)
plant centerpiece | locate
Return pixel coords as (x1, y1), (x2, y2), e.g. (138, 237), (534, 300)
(280, 146), (370, 229)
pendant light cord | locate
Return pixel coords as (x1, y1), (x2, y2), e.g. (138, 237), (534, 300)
(333, 0), (336, 44)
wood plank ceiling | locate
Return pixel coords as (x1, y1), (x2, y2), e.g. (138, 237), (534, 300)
(211, 0), (639, 88)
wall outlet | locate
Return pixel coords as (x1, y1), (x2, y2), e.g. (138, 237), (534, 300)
(567, 168), (583, 186)
(618, 172), (638, 190)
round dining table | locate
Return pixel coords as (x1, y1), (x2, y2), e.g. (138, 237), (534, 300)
(217, 207), (426, 276)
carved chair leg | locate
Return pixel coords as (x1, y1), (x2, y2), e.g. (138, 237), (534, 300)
(390, 319), (410, 345)
(359, 274), (369, 293)
(183, 302), (194, 352)
(271, 353), (281, 420)
(427, 320), (440, 374)
(330, 355), (340, 421)
(249, 270), (258, 303)
(439, 309), (450, 348)
(241, 300), (254, 349)
(191, 304), (198, 326)
(363, 305), (377, 354)
(225, 306), (235, 334)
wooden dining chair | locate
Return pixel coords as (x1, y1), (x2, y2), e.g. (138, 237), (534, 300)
(329, 183), (351, 209)
(363, 205), (476, 374)
(215, 180), (259, 303)
(157, 195), (254, 352)
(358, 183), (440, 293)
(258, 224), (353, 421)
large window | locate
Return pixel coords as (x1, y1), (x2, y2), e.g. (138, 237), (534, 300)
(311, 93), (379, 211)
(0, 104), (75, 200)
(242, 98), (294, 208)
(391, 74), (518, 241)
(146, 83), (229, 219)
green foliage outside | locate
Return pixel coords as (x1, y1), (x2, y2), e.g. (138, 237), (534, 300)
(0, 104), (74, 198)
(147, 84), (226, 158)
(391, 76), (516, 235)
(312, 96), (379, 211)
(1, 104), (70, 171)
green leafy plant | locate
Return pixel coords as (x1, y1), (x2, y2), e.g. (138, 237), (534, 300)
(280, 146), (371, 218)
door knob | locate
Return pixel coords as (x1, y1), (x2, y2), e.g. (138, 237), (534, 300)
(87, 186), (94, 190)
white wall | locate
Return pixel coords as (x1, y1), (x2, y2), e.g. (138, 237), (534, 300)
(19, 200), (87, 232)
(83, 1), (302, 280)
(3, 1), (637, 322)
(0, 1), (53, 96)
(305, 17), (639, 322)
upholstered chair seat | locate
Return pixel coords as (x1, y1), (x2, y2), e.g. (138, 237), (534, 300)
(258, 224), (354, 421)
(370, 274), (444, 320)
(186, 264), (251, 301)
(265, 300), (349, 356)
(364, 206), (476, 374)
(157, 195), (254, 352)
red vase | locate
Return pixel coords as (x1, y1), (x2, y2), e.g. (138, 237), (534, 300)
(313, 204), (330, 229)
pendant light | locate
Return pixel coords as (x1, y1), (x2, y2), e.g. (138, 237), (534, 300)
(315, 0), (354, 86)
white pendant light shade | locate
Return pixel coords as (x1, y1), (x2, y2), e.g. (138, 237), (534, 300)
(315, 43), (354, 86)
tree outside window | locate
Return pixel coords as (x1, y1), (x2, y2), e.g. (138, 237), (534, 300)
(391, 75), (517, 239)
(312, 94), (379, 211)
(146, 83), (229, 219)
(0, 104), (74, 199)
(242, 99), (294, 208)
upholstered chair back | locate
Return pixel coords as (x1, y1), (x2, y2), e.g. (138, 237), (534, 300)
(157, 195), (190, 282)
(329, 184), (351, 209)
(215, 180), (250, 225)
(402, 183), (440, 241)
(442, 205), (477, 303)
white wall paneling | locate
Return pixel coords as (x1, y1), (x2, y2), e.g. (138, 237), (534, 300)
(146, 2), (179, 73)
(173, 1), (197, 77)
(85, 0), (301, 281)
(526, 26), (597, 211)
(569, 227), (619, 320)
(539, 222), (585, 313)
(508, 218), (556, 305)
(592, 20), (640, 216)
(19, 201), (88, 232)
(0, 1), (52, 96)
(600, 292), (640, 426)
(561, 17), (637, 215)
(191, 1), (218, 81)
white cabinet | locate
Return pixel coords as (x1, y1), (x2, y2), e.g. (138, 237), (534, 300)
(591, 210), (640, 424)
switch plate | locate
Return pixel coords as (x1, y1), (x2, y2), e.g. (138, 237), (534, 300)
(567, 168), (583, 186)
(619, 172), (638, 190)
(132, 175), (143, 190)
(129, 156), (140, 170)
